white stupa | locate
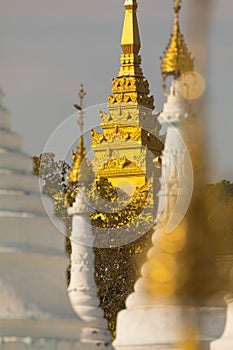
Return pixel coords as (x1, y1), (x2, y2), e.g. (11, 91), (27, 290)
(0, 89), (86, 349)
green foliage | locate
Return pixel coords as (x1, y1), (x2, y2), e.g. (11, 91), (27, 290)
(32, 153), (72, 283)
(89, 177), (152, 230)
(206, 179), (233, 199)
(32, 152), (71, 224)
(32, 154), (154, 337)
(86, 177), (155, 338)
(93, 230), (153, 338)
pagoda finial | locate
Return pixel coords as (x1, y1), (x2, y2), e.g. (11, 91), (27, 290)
(74, 83), (86, 136)
(121, 0), (140, 55)
(161, 0), (194, 96)
(174, 0), (181, 16)
(66, 84), (93, 206)
(108, 0), (154, 110)
(71, 84), (87, 174)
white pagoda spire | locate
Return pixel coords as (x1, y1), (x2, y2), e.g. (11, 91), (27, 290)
(68, 189), (113, 349)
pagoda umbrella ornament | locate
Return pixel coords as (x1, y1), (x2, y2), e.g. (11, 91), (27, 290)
(66, 84), (94, 207)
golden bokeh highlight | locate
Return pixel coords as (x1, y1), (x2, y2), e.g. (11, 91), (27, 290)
(147, 220), (189, 298)
(149, 253), (177, 283)
(178, 71), (206, 100)
(156, 220), (188, 254)
(146, 279), (176, 299)
(176, 328), (199, 350)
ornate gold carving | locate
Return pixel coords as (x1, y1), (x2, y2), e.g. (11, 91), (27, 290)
(91, 126), (142, 146)
(100, 109), (142, 125)
(112, 76), (149, 96)
(97, 158), (145, 179)
(99, 110), (112, 124)
(108, 67), (154, 110)
(101, 157), (132, 171)
(93, 152), (109, 170)
(106, 125), (130, 142)
(91, 129), (107, 145)
(131, 128), (141, 142)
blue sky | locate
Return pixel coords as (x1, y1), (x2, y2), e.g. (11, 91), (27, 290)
(0, 0), (232, 182)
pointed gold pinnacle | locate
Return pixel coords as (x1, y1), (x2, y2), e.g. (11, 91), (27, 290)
(108, 0), (154, 110)
(161, 0), (194, 94)
(121, 0), (140, 55)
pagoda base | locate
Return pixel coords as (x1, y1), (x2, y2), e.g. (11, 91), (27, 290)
(80, 327), (114, 349)
(113, 306), (226, 350)
(211, 297), (233, 350)
(0, 319), (114, 350)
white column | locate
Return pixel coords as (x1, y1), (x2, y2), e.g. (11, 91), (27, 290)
(68, 189), (113, 349)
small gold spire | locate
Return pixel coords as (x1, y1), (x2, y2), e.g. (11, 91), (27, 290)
(68, 135), (86, 184)
(121, 0), (141, 55)
(161, 0), (194, 94)
(67, 85), (92, 187)
(108, 0), (154, 110)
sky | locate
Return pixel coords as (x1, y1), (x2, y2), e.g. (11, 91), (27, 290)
(0, 0), (232, 182)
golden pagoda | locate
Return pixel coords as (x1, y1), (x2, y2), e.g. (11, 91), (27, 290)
(91, 0), (163, 195)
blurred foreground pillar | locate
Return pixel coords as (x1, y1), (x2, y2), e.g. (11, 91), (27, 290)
(113, 80), (225, 350)
(211, 268), (233, 350)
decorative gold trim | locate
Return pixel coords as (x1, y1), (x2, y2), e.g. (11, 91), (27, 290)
(91, 126), (142, 146)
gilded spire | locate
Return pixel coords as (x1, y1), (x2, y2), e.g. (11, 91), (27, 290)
(161, 0), (194, 93)
(108, 0), (154, 110)
(68, 135), (86, 184)
(121, 0), (141, 55)
(67, 85), (93, 191)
